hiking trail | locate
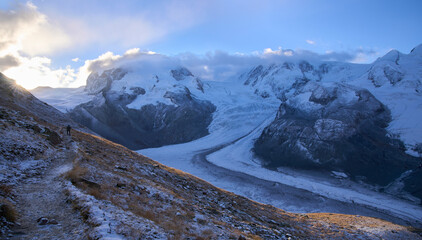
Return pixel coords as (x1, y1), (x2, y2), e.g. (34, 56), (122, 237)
(9, 134), (88, 239)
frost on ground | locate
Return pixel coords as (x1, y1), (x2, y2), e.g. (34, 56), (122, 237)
(0, 106), (88, 239)
(64, 182), (167, 240)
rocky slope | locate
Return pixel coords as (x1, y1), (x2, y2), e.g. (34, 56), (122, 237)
(2, 75), (422, 239)
(0, 73), (87, 131)
(68, 67), (215, 150)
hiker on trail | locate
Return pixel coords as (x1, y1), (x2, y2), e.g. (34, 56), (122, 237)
(66, 125), (71, 136)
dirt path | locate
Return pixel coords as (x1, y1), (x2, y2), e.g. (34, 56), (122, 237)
(9, 135), (88, 239)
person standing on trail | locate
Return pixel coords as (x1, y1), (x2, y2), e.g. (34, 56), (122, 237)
(66, 125), (71, 136)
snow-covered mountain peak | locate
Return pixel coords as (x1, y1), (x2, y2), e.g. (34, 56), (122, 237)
(365, 45), (422, 91)
(241, 60), (366, 101)
(83, 64), (207, 109)
(410, 43), (422, 56)
(376, 49), (401, 64)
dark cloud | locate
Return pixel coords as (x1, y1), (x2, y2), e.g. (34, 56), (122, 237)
(0, 55), (20, 71)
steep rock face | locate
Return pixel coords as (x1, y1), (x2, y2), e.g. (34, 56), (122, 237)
(170, 67), (194, 81)
(85, 68), (128, 94)
(254, 82), (421, 199)
(68, 67), (216, 150)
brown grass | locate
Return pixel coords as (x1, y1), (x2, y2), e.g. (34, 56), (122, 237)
(87, 187), (105, 200)
(65, 164), (88, 184)
(126, 197), (194, 239)
(0, 185), (12, 197)
(0, 199), (17, 222)
(199, 229), (214, 238)
(407, 226), (422, 235)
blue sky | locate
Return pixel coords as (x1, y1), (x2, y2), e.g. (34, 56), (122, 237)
(1, 0), (421, 89)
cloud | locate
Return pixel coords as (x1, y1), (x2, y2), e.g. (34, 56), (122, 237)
(0, 2), (75, 89)
(0, 2), (71, 56)
(0, 55), (20, 71)
(72, 58), (79, 62)
(350, 47), (380, 63)
(4, 56), (78, 89)
(70, 46), (381, 87)
(1, 1), (209, 57)
(83, 48), (142, 72)
(40, 0), (212, 51)
(306, 40), (316, 45)
(3, 42), (382, 90)
(5, 45), (383, 90)
(261, 47), (294, 57)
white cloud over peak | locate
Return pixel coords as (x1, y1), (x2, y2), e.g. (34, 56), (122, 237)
(350, 47), (380, 63)
(75, 46), (379, 86)
(262, 47), (294, 57)
(4, 45), (384, 90)
(306, 40), (316, 45)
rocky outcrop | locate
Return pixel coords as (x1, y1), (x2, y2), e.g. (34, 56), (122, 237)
(171, 67), (194, 81)
(368, 63), (404, 87)
(85, 68), (127, 94)
(69, 93), (215, 150)
(254, 83), (422, 200)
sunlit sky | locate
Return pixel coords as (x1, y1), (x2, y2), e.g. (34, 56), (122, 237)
(1, 0), (421, 89)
